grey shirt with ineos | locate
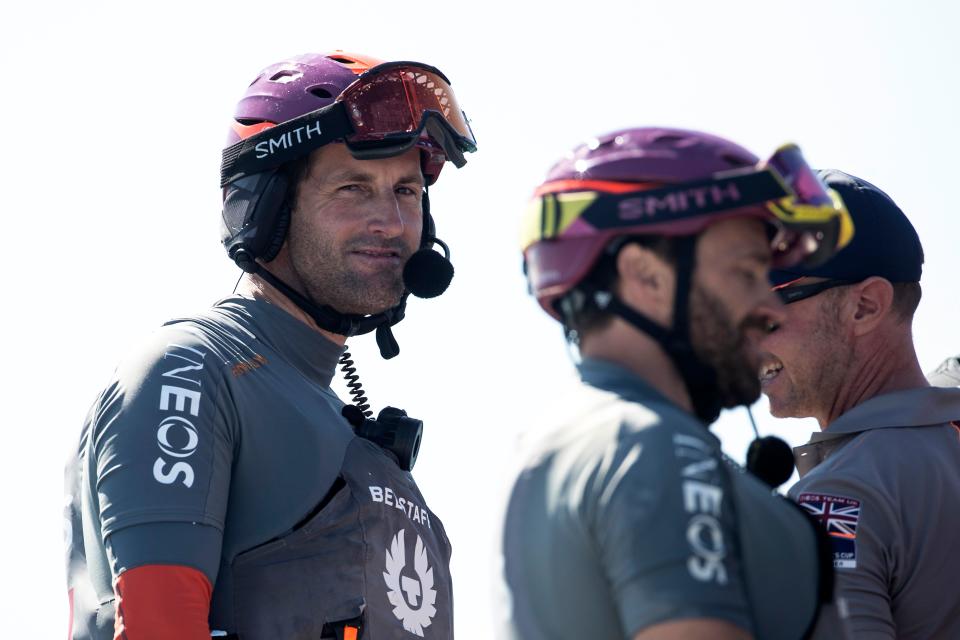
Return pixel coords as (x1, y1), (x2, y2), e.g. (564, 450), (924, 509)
(64, 295), (453, 639)
(501, 358), (841, 640)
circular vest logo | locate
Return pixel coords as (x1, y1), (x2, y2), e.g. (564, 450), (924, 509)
(383, 528), (437, 636)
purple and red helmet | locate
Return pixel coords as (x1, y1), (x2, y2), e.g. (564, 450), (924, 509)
(222, 51), (476, 188)
(219, 51), (476, 268)
(521, 127), (854, 320)
(226, 51), (371, 146)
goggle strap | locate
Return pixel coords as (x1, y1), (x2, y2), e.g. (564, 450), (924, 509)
(220, 104), (354, 187)
(579, 169), (789, 231)
(424, 116), (468, 168)
(357, 60), (453, 85)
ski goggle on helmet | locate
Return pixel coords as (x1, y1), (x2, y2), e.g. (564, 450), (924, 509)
(521, 128), (855, 320)
(220, 59), (477, 188)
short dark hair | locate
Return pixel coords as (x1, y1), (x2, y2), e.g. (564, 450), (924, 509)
(891, 281), (922, 322)
(821, 279), (921, 324)
(562, 235), (678, 338)
(285, 154), (314, 208)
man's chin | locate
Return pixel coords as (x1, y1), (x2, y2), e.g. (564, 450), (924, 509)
(763, 393), (794, 419)
(335, 293), (404, 317)
(767, 405), (798, 419)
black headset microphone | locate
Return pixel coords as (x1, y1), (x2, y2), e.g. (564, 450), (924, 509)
(372, 235), (453, 360)
(338, 237), (453, 472)
(744, 407), (795, 489)
(403, 237), (454, 299)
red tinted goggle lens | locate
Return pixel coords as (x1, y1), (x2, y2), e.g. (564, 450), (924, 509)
(339, 63), (476, 148)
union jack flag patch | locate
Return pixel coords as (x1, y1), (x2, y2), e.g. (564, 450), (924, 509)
(797, 493), (861, 569)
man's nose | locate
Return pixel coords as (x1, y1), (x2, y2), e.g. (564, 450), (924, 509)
(366, 191), (405, 238)
(757, 289), (787, 335)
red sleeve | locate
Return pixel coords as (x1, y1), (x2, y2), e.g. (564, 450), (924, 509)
(113, 564), (212, 640)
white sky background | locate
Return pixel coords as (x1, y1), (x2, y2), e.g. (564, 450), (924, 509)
(2, 1), (958, 636)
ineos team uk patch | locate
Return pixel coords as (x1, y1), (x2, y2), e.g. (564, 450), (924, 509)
(797, 493), (861, 569)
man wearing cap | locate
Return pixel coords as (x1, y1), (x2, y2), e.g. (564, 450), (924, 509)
(759, 170), (960, 639)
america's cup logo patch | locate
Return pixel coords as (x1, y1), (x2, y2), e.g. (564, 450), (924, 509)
(798, 492), (861, 569)
(384, 528), (437, 636)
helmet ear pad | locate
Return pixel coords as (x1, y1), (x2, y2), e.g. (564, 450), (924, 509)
(222, 169), (293, 267)
(259, 173), (292, 262)
(251, 170), (292, 262)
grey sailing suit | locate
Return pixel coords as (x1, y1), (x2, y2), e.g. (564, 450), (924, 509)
(501, 358), (844, 640)
(64, 295), (453, 639)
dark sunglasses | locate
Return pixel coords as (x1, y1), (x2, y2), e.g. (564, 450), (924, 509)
(775, 279), (856, 304)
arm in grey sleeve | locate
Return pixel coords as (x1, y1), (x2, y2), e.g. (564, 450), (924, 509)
(107, 522), (224, 585)
(92, 333), (238, 583)
(792, 475), (896, 639)
(592, 427), (752, 637)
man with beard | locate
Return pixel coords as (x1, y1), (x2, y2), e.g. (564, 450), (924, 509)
(759, 170), (960, 639)
(63, 52), (476, 640)
(501, 128), (854, 640)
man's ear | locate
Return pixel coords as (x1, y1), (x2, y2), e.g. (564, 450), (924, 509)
(850, 276), (894, 336)
(616, 242), (676, 326)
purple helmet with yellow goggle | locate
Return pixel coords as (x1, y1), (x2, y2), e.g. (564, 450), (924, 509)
(219, 51), (477, 355)
(521, 127), (854, 320)
(522, 127), (854, 423)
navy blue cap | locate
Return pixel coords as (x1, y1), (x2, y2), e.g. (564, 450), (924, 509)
(770, 169), (923, 286)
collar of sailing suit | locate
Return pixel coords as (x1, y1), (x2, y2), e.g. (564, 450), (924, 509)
(793, 386), (960, 477)
(576, 357), (726, 448)
(206, 294), (346, 388)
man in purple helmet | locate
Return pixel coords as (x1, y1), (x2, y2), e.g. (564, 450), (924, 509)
(501, 128), (854, 639)
(63, 51), (476, 640)
(759, 170), (960, 638)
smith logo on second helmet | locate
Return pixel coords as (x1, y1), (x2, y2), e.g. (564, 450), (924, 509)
(383, 528), (437, 636)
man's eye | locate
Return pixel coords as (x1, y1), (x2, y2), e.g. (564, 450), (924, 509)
(396, 186), (418, 196)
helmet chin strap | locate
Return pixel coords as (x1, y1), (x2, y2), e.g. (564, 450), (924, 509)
(596, 236), (724, 424)
(237, 255), (406, 359)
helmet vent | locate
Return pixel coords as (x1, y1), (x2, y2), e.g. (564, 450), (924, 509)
(721, 152), (752, 167)
(268, 69), (303, 84)
(309, 87), (334, 99)
(329, 56), (356, 64)
(652, 133), (687, 145)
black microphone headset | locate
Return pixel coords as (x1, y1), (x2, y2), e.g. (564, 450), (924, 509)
(744, 407), (795, 489)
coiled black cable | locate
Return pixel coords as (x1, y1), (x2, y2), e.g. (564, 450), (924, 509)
(339, 348), (372, 417)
